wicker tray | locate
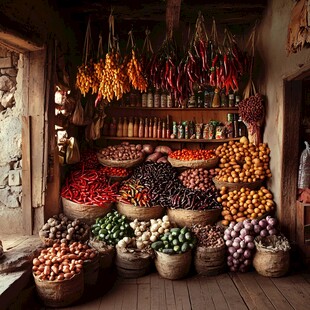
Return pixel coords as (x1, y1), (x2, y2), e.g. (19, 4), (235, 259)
(97, 153), (144, 168)
(167, 208), (221, 227)
(212, 177), (264, 191)
(62, 197), (113, 225)
(168, 156), (219, 169)
(116, 201), (165, 221)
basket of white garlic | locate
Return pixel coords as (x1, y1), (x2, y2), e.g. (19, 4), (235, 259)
(115, 215), (172, 278)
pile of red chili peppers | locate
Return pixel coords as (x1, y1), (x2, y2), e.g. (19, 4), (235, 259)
(61, 169), (118, 206)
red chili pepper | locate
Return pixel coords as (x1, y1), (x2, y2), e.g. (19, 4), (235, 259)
(212, 54), (219, 68)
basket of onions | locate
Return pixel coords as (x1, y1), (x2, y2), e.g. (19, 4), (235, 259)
(224, 216), (279, 273)
(115, 216), (172, 278)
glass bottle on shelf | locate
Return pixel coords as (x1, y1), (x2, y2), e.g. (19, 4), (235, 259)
(238, 116), (247, 137)
(154, 89), (160, 108)
(167, 93), (173, 108)
(166, 115), (171, 138)
(142, 92), (147, 107)
(109, 117), (117, 136)
(116, 117), (123, 137)
(233, 114), (239, 138)
(161, 92), (167, 108)
(212, 88), (221, 107)
(204, 89), (212, 108)
(144, 117), (149, 138)
(220, 90), (228, 107)
(147, 89), (153, 108)
(133, 117), (139, 137)
(148, 118), (153, 138)
(228, 92), (235, 107)
(162, 120), (166, 138)
(128, 117), (134, 137)
(197, 88), (204, 107)
(122, 116), (128, 137)
(172, 121), (177, 136)
(153, 117), (157, 138)
(138, 118), (144, 138)
(157, 119), (161, 138)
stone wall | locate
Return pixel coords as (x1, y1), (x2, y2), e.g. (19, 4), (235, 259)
(0, 46), (23, 234)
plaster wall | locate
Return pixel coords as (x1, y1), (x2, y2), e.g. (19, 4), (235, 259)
(256, 0), (310, 217)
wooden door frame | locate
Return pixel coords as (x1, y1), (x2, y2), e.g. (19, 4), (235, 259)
(282, 63), (310, 241)
(0, 31), (50, 235)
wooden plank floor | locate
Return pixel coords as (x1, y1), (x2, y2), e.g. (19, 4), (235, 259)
(13, 267), (310, 310)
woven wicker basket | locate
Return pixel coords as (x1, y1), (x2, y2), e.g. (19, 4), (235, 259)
(212, 177), (264, 191)
(167, 208), (221, 227)
(62, 197), (113, 225)
(116, 201), (164, 221)
(33, 272), (84, 307)
(168, 156), (219, 169)
(39, 225), (90, 247)
(97, 153), (144, 168)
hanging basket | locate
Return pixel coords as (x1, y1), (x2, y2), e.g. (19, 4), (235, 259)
(62, 197), (113, 226)
(116, 201), (164, 221)
(167, 208), (221, 227)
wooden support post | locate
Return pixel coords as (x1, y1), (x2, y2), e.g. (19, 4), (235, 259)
(166, 0), (182, 39)
(22, 115), (33, 235)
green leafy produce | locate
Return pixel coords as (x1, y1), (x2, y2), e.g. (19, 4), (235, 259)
(91, 211), (133, 245)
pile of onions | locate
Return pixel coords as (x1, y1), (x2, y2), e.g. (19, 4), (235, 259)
(224, 216), (278, 272)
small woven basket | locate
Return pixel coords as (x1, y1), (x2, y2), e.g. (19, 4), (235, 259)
(97, 153), (144, 168)
(168, 156), (219, 169)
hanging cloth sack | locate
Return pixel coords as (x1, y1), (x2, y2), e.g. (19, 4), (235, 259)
(66, 137), (81, 165)
(298, 141), (310, 189)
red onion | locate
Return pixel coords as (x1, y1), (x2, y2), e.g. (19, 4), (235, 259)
(267, 217), (278, 227)
(232, 240), (240, 249)
(239, 240), (246, 249)
(244, 259), (251, 266)
(251, 219), (258, 225)
(228, 246), (236, 254)
(226, 240), (233, 247)
(260, 229), (268, 237)
(244, 249), (252, 259)
(244, 235), (254, 243)
(254, 224), (261, 234)
(233, 252), (240, 259)
(247, 241), (255, 249)
(258, 219), (268, 228)
(237, 248), (244, 254)
(268, 228), (277, 236)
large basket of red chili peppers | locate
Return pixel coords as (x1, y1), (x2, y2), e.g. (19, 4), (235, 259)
(168, 149), (219, 169)
(61, 169), (119, 225)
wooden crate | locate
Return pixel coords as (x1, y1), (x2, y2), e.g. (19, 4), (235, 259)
(296, 201), (310, 264)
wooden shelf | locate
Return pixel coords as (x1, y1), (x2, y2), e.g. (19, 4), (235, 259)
(106, 106), (239, 111)
(102, 136), (240, 143)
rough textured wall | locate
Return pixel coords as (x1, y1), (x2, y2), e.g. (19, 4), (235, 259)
(0, 47), (23, 234)
(256, 0), (310, 209)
